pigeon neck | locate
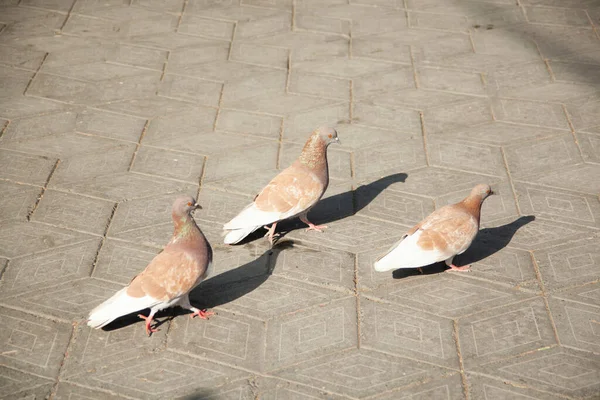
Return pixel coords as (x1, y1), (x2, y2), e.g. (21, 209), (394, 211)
(461, 196), (483, 221)
(298, 134), (327, 170)
(172, 213), (200, 241)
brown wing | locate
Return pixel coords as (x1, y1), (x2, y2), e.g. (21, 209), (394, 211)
(254, 163), (325, 214)
(126, 248), (203, 301)
(416, 205), (479, 254)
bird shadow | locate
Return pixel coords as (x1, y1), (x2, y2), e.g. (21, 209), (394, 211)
(101, 241), (294, 332)
(237, 172), (408, 244)
(392, 215), (536, 279)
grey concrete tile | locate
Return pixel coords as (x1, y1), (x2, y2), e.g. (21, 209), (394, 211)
(503, 134), (583, 179)
(275, 348), (452, 398)
(32, 190), (115, 234)
(131, 146), (205, 183)
(3, 109), (78, 141)
(0, 306), (73, 378)
(53, 383), (129, 400)
(353, 102), (421, 132)
(0, 368), (53, 400)
(296, 13), (351, 36)
(0, 181), (41, 222)
(472, 347), (600, 399)
(264, 296), (356, 371)
(144, 106), (217, 143)
(419, 67), (486, 95)
(534, 235), (600, 292)
(355, 187), (434, 228)
(361, 298), (460, 369)
(516, 163), (600, 196)
(0, 149), (56, 186)
(0, 239), (101, 298)
(217, 109), (282, 139)
(577, 131), (600, 163)
(271, 242), (355, 291)
(55, 172), (197, 202)
(169, 308), (267, 372)
(49, 143), (136, 187)
(289, 71), (350, 101)
(459, 298), (557, 368)
(178, 14), (235, 40)
(92, 239), (159, 284)
(222, 69), (287, 104)
(158, 74), (223, 106)
(0, 44), (47, 70)
(0, 221), (95, 258)
(549, 289), (600, 354)
(425, 99), (494, 135)
(467, 373), (566, 400)
(229, 42), (289, 69)
(483, 215), (593, 252)
(367, 273), (533, 318)
(427, 139), (508, 178)
(75, 109), (146, 142)
(514, 182), (600, 229)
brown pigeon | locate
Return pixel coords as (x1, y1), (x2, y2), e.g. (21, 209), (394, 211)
(88, 195), (213, 335)
(223, 126), (340, 245)
(374, 184), (494, 272)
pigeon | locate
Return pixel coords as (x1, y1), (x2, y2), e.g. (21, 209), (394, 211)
(373, 184), (494, 273)
(88, 195), (213, 335)
(223, 126), (340, 245)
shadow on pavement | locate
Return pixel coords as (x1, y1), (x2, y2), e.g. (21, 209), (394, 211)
(102, 241), (293, 332)
(238, 172), (408, 244)
(392, 215), (536, 279)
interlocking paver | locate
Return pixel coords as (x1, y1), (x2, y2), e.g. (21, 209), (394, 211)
(1, 0), (600, 398)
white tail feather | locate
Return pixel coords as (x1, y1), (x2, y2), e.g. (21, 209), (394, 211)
(223, 225), (260, 245)
(87, 288), (159, 329)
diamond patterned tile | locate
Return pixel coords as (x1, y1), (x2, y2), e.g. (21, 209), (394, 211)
(275, 348), (452, 398)
(474, 347), (600, 399)
(0, 307), (72, 377)
(458, 298), (557, 368)
(534, 235), (600, 292)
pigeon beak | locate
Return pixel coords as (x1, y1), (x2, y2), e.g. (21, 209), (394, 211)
(194, 202), (202, 209)
(335, 137), (341, 145)
(489, 190), (495, 196)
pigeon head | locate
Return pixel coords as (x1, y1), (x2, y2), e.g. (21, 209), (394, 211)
(470, 184), (494, 201)
(315, 126), (340, 146)
(172, 195), (201, 218)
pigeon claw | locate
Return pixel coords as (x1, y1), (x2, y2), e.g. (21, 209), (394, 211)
(305, 223), (327, 233)
(190, 309), (214, 320)
(138, 314), (159, 336)
(446, 264), (471, 272)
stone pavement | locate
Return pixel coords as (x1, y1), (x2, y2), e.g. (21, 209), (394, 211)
(1, 0), (600, 398)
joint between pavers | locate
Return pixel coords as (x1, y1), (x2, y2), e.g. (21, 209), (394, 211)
(27, 159), (60, 222)
(452, 320), (470, 400)
(128, 120), (150, 172)
(48, 322), (78, 400)
(22, 53), (49, 97)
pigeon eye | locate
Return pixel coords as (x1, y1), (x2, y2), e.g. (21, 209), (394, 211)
(328, 134), (332, 138)
(187, 202), (192, 206)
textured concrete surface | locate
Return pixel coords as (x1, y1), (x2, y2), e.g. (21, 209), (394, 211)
(1, 0), (600, 399)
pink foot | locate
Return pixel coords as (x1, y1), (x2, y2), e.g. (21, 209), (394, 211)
(446, 264), (471, 272)
(263, 222), (278, 245)
(305, 223), (328, 233)
(138, 314), (159, 336)
(189, 309), (214, 320)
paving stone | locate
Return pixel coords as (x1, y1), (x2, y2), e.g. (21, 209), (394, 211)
(503, 134), (583, 178)
(534, 235), (600, 292)
(53, 382), (129, 400)
(549, 287), (600, 354)
(467, 374), (565, 400)
(458, 298), (557, 368)
(131, 146), (205, 183)
(473, 347), (600, 399)
(514, 182), (600, 229)
(0, 239), (101, 298)
(577, 131), (600, 163)
(0, 221), (95, 259)
(275, 348), (452, 398)
(217, 109), (282, 139)
(361, 298), (460, 369)
(32, 190), (115, 234)
(427, 139), (508, 177)
(0, 368), (53, 400)
(0, 181), (40, 222)
(425, 99), (494, 135)
(0, 307), (73, 378)
(158, 74), (223, 106)
(516, 163), (600, 196)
